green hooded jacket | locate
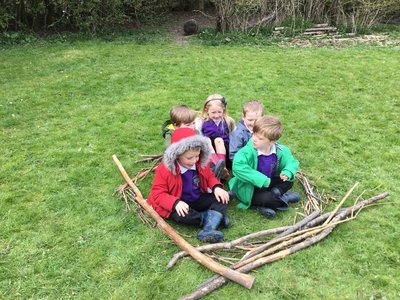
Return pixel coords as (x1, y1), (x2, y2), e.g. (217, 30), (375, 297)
(228, 139), (299, 209)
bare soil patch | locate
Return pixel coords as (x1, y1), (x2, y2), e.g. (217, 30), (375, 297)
(166, 10), (215, 45)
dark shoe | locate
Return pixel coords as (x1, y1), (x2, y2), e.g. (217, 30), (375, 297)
(281, 191), (301, 204)
(256, 207), (276, 218)
(220, 215), (231, 228)
(211, 159), (225, 181)
(197, 210), (224, 243)
(276, 202), (289, 211)
(270, 187), (281, 198)
(197, 230), (224, 243)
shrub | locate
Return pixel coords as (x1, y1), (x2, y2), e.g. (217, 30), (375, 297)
(209, 0), (400, 33)
(0, 0), (175, 32)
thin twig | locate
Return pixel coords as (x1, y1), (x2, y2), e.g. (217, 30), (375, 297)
(324, 182), (359, 225)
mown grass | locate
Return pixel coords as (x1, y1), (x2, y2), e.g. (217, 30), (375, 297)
(1, 37), (399, 299)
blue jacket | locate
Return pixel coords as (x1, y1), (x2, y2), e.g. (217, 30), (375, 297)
(229, 119), (251, 160)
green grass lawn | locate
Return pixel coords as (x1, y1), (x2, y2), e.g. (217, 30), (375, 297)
(1, 38), (399, 299)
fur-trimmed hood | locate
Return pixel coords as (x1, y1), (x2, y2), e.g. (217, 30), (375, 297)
(163, 134), (211, 175)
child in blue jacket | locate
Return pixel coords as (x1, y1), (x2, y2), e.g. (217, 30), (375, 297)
(229, 99), (264, 160)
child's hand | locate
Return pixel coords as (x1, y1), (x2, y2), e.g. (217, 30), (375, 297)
(280, 174), (289, 181)
(175, 200), (189, 217)
(214, 187), (230, 204)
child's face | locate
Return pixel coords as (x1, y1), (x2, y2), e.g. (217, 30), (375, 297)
(252, 133), (275, 152)
(243, 110), (263, 132)
(207, 103), (223, 122)
(178, 148), (201, 169)
(176, 121), (196, 130)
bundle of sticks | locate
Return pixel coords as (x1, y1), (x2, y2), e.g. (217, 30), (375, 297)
(175, 186), (389, 299)
(295, 168), (335, 215)
(115, 154), (162, 227)
(113, 155), (390, 299)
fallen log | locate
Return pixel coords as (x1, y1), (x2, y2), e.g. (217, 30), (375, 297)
(112, 154), (255, 289)
(314, 23), (329, 28)
(304, 26), (337, 32)
(303, 31), (325, 35)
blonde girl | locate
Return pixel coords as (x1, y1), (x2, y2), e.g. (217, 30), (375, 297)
(196, 94), (235, 171)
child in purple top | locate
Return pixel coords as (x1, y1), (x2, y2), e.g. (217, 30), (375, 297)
(202, 118), (230, 143)
(229, 116), (301, 218)
(196, 94), (236, 175)
(148, 128), (230, 243)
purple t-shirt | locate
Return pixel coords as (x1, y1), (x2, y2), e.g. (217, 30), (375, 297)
(202, 119), (230, 143)
(180, 169), (202, 203)
(257, 153), (278, 178)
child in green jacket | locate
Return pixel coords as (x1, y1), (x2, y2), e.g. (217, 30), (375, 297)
(229, 115), (301, 218)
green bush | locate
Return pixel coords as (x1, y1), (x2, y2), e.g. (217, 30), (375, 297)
(0, 0), (175, 32)
(0, 31), (38, 45)
(279, 17), (314, 36)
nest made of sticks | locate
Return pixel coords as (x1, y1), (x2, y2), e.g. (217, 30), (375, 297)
(114, 154), (162, 227)
(113, 155), (392, 299)
(116, 155), (331, 224)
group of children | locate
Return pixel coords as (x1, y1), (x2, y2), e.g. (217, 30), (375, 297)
(147, 94), (300, 243)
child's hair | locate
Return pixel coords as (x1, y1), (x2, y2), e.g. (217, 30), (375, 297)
(170, 105), (197, 126)
(253, 115), (283, 141)
(243, 100), (265, 116)
(200, 94), (236, 133)
(182, 146), (202, 154)
(201, 94), (228, 120)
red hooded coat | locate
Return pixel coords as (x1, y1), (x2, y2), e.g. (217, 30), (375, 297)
(147, 161), (221, 218)
(147, 128), (222, 218)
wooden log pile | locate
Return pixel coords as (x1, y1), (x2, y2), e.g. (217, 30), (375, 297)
(273, 24), (338, 37)
(177, 188), (389, 299)
(273, 27), (284, 35)
(302, 23), (337, 36)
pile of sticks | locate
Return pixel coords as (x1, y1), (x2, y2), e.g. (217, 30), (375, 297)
(295, 168), (335, 215)
(115, 154), (162, 226)
(113, 155), (390, 299)
(175, 186), (389, 299)
(116, 159), (328, 219)
(113, 155), (256, 289)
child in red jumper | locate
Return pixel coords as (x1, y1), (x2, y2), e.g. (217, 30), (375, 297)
(147, 128), (230, 243)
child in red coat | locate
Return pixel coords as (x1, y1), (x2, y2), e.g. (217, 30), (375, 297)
(147, 128), (230, 243)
